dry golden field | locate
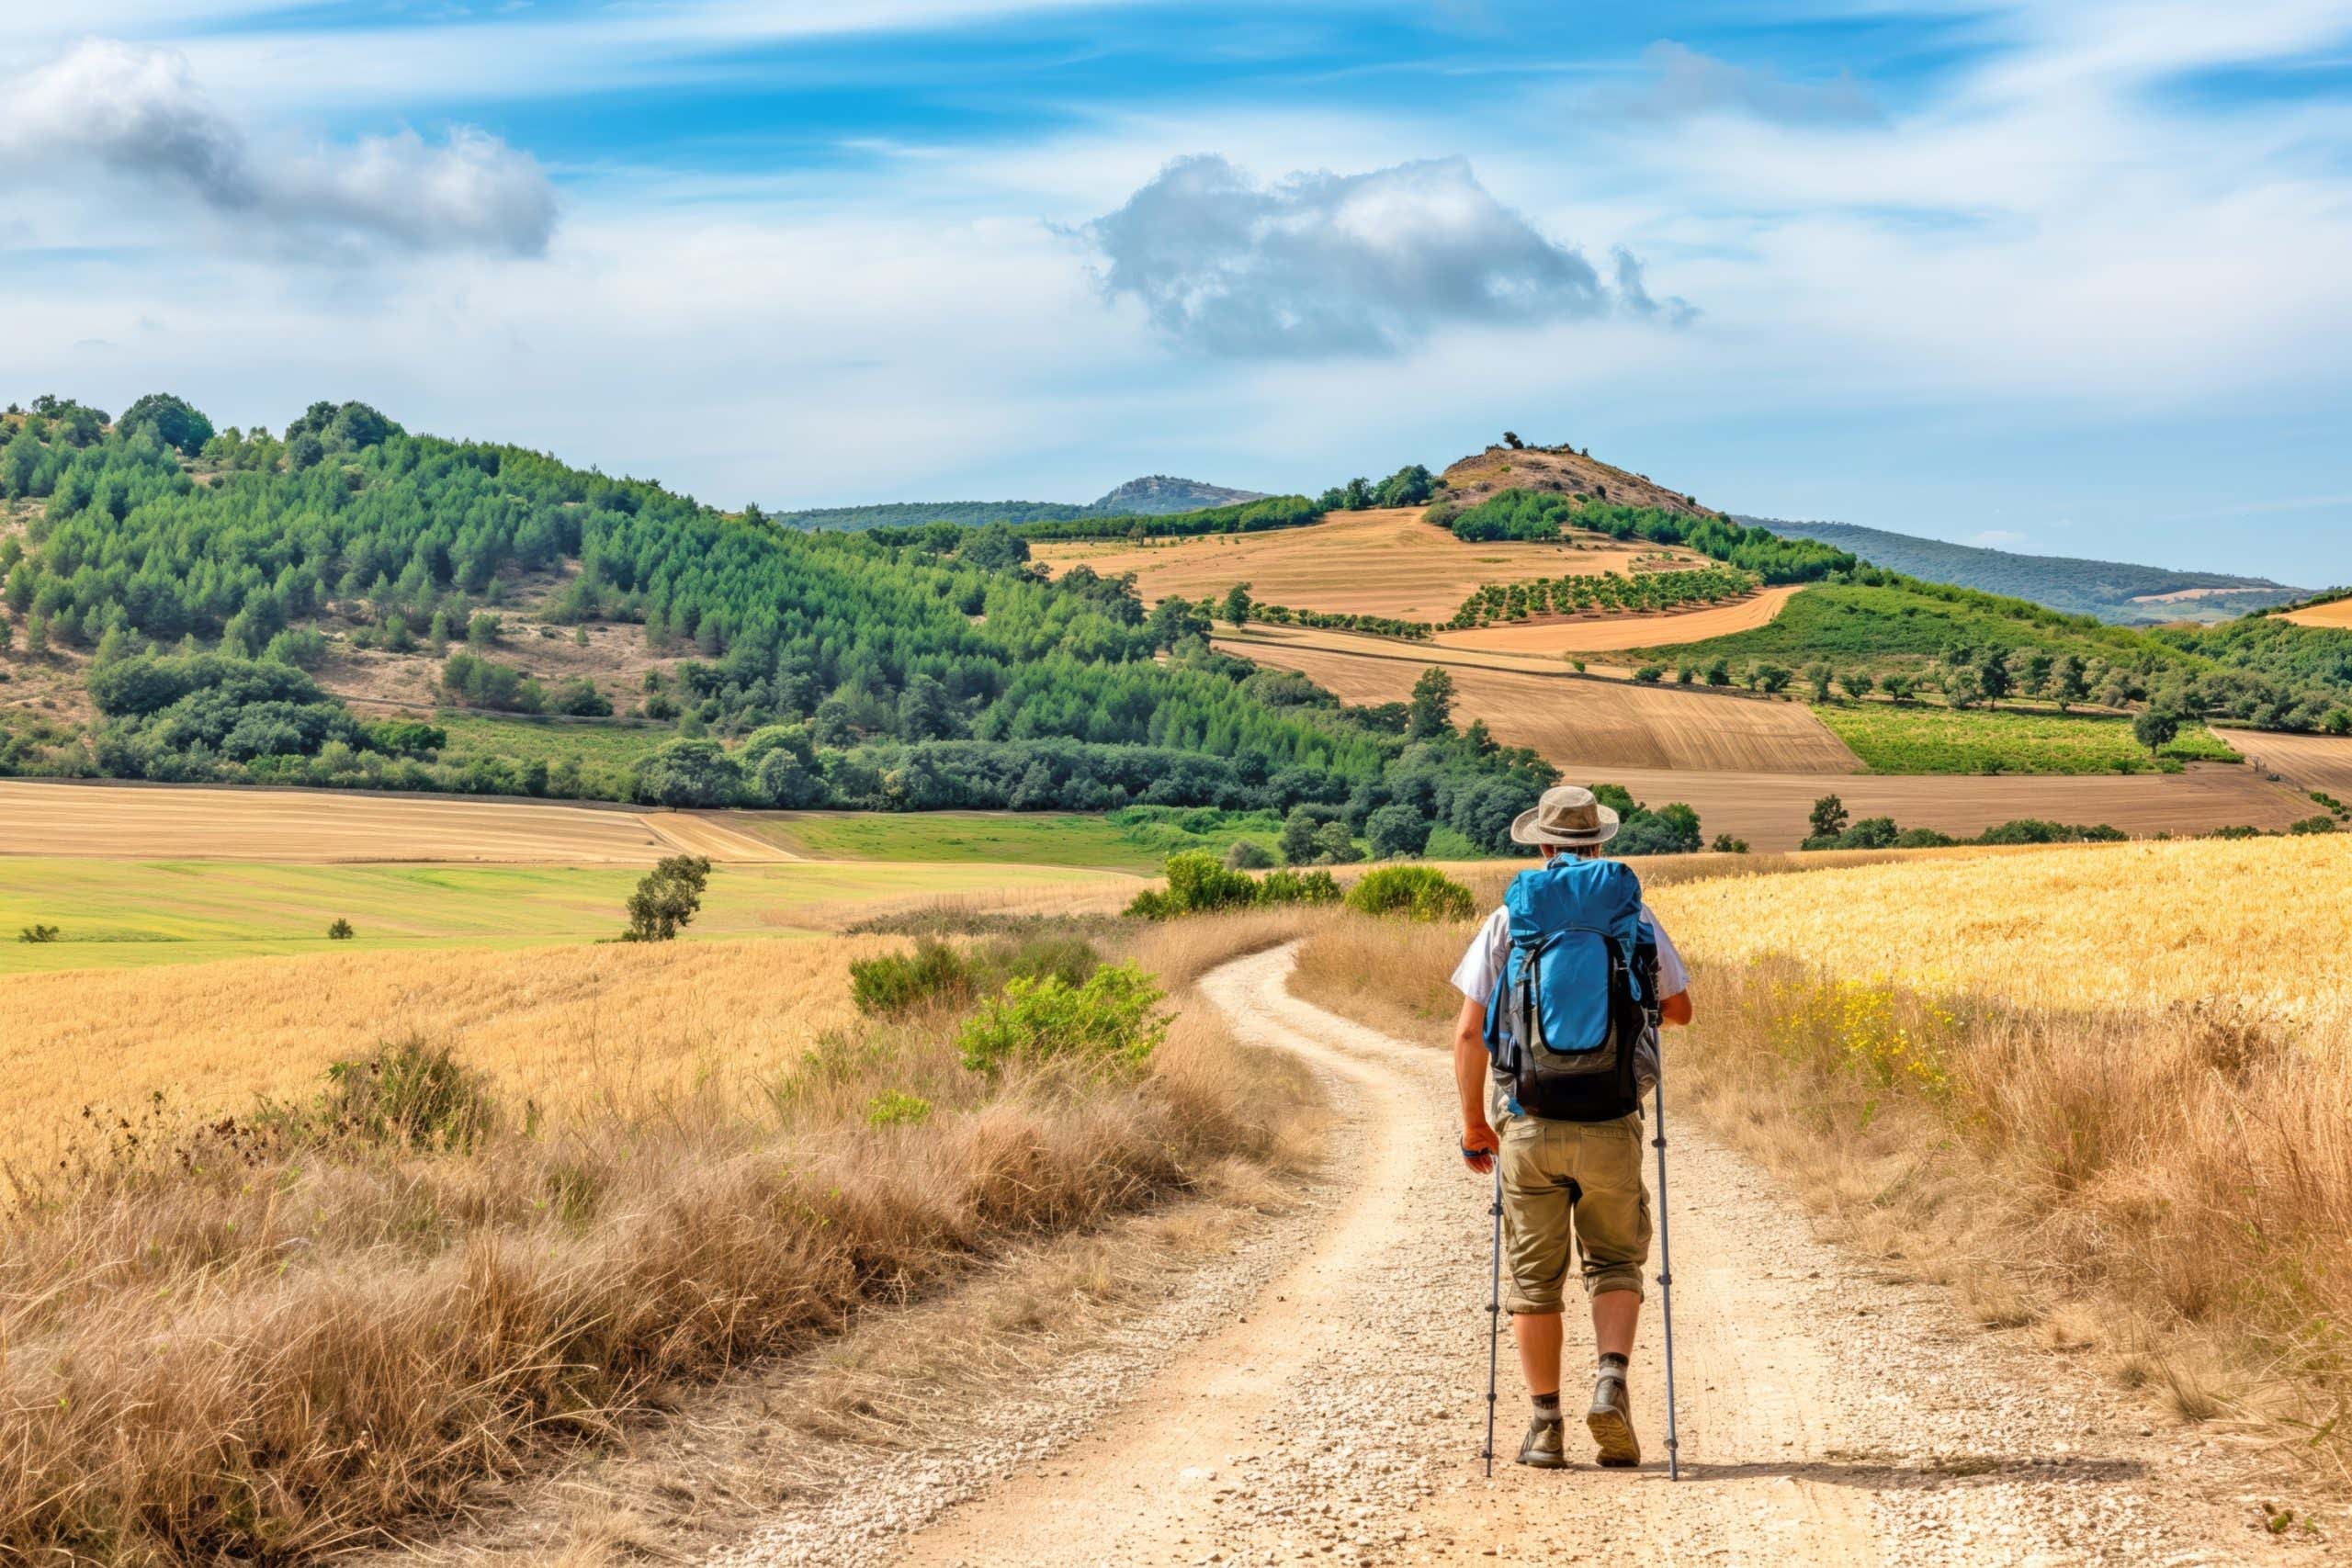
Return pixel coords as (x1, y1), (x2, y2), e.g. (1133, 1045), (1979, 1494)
(0, 779), (787, 863)
(1217, 630), (1862, 773)
(0, 935), (900, 1157)
(2218, 726), (2352, 796)
(2281, 598), (2352, 629)
(1648, 834), (2352, 1024)
(1031, 507), (1710, 623)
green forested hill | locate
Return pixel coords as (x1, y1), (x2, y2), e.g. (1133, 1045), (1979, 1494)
(0, 400), (1550, 848)
(1746, 517), (2307, 623)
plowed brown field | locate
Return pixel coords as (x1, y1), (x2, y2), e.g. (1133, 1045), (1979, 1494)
(1216, 630), (1860, 773)
(0, 780), (791, 863)
(1521, 764), (2313, 850)
(1031, 507), (1708, 623)
(2218, 727), (2352, 796)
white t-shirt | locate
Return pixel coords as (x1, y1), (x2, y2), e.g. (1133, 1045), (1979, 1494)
(1449, 904), (1690, 1009)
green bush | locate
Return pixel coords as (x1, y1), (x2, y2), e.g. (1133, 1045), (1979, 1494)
(271, 1039), (500, 1152)
(1125, 850), (1258, 918)
(327, 918), (355, 941)
(1344, 865), (1476, 922)
(956, 963), (1170, 1075)
(852, 935), (1101, 1015)
(17, 922), (60, 943)
(865, 1089), (934, 1127)
(852, 937), (974, 1015)
(1223, 839), (1276, 870)
(1257, 867), (1342, 906)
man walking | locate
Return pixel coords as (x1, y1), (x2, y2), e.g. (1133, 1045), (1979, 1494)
(1452, 785), (1693, 1470)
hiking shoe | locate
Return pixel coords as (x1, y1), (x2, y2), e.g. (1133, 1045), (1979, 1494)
(1515, 1416), (1568, 1470)
(1587, 1365), (1641, 1468)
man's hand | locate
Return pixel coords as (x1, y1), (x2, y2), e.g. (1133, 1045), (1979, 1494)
(1461, 1120), (1498, 1174)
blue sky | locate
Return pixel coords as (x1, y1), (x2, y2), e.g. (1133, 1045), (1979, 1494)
(5, 2), (2350, 583)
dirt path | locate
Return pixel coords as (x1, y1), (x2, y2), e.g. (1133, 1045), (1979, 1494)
(854, 947), (2317, 1568)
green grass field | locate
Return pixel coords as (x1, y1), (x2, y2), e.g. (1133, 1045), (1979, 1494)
(1812, 702), (2242, 775)
(1628, 581), (2207, 675)
(0, 858), (1125, 974)
(432, 712), (677, 770)
(749, 805), (1286, 873)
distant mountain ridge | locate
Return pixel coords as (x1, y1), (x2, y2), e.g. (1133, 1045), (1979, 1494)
(1746, 516), (2312, 625)
(774, 474), (1265, 531)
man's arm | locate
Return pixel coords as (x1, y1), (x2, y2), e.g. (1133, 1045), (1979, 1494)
(1661, 991), (1692, 1027)
(1454, 996), (1498, 1173)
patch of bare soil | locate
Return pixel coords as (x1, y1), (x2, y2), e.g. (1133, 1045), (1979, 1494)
(1440, 443), (1717, 516)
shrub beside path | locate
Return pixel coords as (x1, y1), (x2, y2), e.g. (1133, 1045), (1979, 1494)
(734, 946), (2328, 1567)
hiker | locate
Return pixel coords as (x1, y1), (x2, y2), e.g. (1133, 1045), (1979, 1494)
(1453, 784), (1693, 1471)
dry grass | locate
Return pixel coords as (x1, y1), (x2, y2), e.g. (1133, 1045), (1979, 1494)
(0, 913), (1317, 1562)
(0, 937), (898, 1160)
(1286, 833), (2352, 1478)
(1030, 507), (1710, 623)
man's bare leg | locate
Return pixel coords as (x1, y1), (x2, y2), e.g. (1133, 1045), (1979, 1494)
(1592, 1288), (1639, 1359)
(1512, 1310), (1564, 1397)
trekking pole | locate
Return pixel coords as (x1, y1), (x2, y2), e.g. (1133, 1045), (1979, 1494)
(1652, 1066), (1681, 1482)
(1484, 1162), (1502, 1477)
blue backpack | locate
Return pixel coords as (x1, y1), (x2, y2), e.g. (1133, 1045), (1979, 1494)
(1482, 857), (1660, 1122)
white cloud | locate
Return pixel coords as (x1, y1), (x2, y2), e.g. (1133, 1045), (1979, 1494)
(1078, 153), (1686, 356)
(0, 40), (557, 257)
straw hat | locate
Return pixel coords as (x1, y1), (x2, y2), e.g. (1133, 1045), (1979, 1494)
(1509, 784), (1621, 848)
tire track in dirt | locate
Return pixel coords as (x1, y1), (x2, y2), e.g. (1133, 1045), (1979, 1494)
(879, 946), (2321, 1567)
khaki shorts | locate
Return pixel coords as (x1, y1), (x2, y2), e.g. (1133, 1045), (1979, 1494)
(1498, 1109), (1652, 1314)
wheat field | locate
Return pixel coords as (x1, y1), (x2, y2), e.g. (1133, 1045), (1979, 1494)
(1030, 507), (1711, 622)
(2281, 598), (2352, 629)
(1648, 833), (2352, 1026)
(0, 936), (904, 1159)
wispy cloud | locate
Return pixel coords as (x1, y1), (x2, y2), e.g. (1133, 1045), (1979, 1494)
(1, 40), (557, 257)
(1077, 153), (1686, 356)
(1612, 41), (1884, 126)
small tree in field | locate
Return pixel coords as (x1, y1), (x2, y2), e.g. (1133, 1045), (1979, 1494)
(622, 855), (713, 942)
(1838, 670), (1875, 702)
(2132, 708), (2180, 759)
(1219, 581), (1253, 626)
(1804, 662), (1835, 702)
(1809, 794), (1849, 840)
(327, 919), (355, 941)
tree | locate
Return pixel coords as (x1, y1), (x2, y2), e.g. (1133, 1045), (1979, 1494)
(1365, 804), (1432, 859)
(1977, 648), (2013, 705)
(1703, 657), (1732, 687)
(621, 854), (712, 942)
(1756, 663), (1793, 695)
(1279, 807), (1324, 866)
(2132, 707), (2180, 758)
(1804, 662), (1835, 702)
(1809, 794), (1849, 840)
(119, 393), (214, 455)
(633, 739), (741, 807)
(1941, 665), (1984, 709)
(2020, 649), (2055, 698)
(1634, 665), (1664, 684)
(1881, 672), (1915, 703)
(1310, 819), (1363, 864)
(1219, 581), (1253, 626)
(1407, 667), (1455, 739)
(2052, 655), (2090, 712)
(1838, 670), (1876, 702)
(327, 918), (356, 940)
(1502, 431), (1524, 449)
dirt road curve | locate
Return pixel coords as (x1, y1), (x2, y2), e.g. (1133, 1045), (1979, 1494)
(751, 949), (2315, 1566)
